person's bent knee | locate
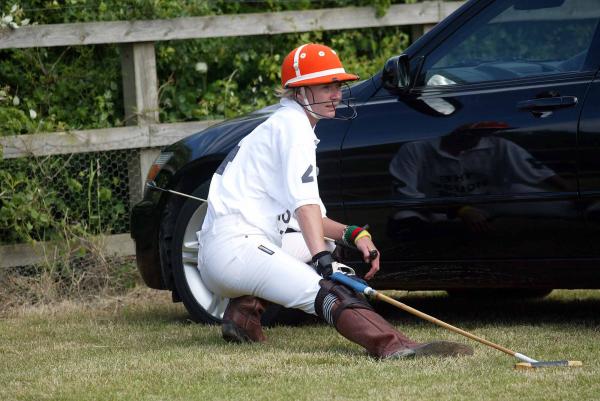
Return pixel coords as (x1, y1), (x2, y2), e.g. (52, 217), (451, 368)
(314, 279), (373, 325)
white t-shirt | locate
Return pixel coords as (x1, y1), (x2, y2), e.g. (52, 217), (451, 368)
(201, 98), (326, 245)
(389, 136), (556, 199)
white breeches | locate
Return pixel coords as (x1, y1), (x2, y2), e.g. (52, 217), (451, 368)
(198, 219), (335, 315)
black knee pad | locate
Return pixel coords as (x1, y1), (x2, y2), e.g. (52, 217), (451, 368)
(315, 279), (373, 325)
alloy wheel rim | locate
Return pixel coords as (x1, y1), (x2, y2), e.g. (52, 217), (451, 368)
(181, 203), (228, 320)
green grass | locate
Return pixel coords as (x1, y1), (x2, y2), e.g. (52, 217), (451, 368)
(1, 288), (599, 401)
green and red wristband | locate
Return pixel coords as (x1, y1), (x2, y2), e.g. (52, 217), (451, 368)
(342, 225), (371, 246)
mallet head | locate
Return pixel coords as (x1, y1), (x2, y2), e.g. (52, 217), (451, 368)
(515, 360), (583, 370)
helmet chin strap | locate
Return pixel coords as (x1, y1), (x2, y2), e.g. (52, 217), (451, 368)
(299, 87), (323, 121)
(294, 86), (357, 121)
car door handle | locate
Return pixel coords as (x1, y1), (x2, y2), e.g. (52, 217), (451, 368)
(517, 96), (578, 111)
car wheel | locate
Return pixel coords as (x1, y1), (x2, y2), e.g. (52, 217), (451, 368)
(163, 181), (308, 325)
(168, 181), (228, 323)
(446, 288), (553, 299)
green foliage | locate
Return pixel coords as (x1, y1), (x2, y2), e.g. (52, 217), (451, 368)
(0, 150), (133, 305)
(0, 3), (31, 29)
(0, 0), (413, 250)
(158, 26), (410, 121)
(1, 0), (413, 132)
(0, 45), (123, 135)
(6, 1), (405, 24)
(0, 1), (416, 306)
(0, 166), (53, 242)
(0, 152), (129, 245)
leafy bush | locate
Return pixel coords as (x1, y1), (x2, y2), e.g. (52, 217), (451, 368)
(0, 0), (408, 243)
(1, 0), (412, 134)
(0, 151), (136, 306)
(0, 45), (123, 135)
(0, 0), (415, 304)
(0, 0), (411, 244)
(0, 151), (130, 244)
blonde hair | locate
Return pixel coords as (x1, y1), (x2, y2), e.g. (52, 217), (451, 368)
(275, 86), (297, 100)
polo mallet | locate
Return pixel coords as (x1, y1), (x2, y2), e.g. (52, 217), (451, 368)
(325, 237), (378, 262)
(146, 181), (208, 203)
(330, 272), (582, 370)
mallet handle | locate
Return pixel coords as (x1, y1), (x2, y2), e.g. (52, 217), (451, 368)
(375, 292), (519, 358)
(146, 182), (208, 203)
(329, 273), (523, 359)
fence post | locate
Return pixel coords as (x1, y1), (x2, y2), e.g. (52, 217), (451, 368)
(411, 0), (442, 42)
(120, 42), (161, 206)
(411, 23), (436, 42)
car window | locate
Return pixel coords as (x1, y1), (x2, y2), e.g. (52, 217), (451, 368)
(419, 0), (600, 87)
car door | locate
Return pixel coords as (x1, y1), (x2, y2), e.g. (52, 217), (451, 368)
(340, 0), (599, 282)
(579, 70), (600, 258)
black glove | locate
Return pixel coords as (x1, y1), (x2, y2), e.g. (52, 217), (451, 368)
(311, 251), (334, 278)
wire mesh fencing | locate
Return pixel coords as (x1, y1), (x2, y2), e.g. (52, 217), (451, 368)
(0, 148), (148, 306)
(1, 148), (143, 243)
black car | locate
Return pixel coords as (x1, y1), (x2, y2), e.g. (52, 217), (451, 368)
(131, 0), (600, 323)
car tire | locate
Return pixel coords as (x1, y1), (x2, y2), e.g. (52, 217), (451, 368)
(167, 181), (226, 324)
(163, 180), (307, 325)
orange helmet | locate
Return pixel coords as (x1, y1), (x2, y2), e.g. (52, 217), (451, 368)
(281, 43), (359, 88)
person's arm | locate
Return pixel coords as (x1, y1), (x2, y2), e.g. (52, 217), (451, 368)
(296, 204), (338, 278)
(322, 217), (345, 242)
(323, 217), (381, 280)
(389, 143), (425, 199)
(295, 204), (328, 256)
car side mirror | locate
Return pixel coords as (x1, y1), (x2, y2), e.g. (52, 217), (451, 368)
(382, 54), (410, 94)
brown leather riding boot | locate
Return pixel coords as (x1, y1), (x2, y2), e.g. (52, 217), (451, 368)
(336, 302), (473, 359)
(221, 296), (268, 343)
(317, 280), (418, 357)
(317, 280), (473, 359)
(335, 305), (420, 358)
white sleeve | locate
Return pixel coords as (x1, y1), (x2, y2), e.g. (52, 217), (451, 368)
(502, 140), (555, 185)
(389, 143), (426, 198)
(284, 142), (323, 212)
(275, 118), (324, 214)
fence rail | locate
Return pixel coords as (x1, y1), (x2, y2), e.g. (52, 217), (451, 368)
(1, 121), (220, 159)
(0, 234), (134, 269)
(0, 2), (466, 155)
(0, 2), (465, 268)
(0, 2), (462, 49)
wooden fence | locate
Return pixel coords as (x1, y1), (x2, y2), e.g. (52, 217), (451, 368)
(0, 1), (464, 268)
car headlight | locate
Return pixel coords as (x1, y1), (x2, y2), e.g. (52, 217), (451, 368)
(146, 151), (173, 184)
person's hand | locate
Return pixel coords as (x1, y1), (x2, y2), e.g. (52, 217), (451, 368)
(355, 236), (380, 280)
(458, 206), (492, 233)
(311, 251), (334, 278)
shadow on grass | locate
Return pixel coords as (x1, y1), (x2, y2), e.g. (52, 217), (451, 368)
(373, 291), (600, 327)
(260, 290), (600, 328)
(116, 289), (600, 331)
(117, 303), (191, 325)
